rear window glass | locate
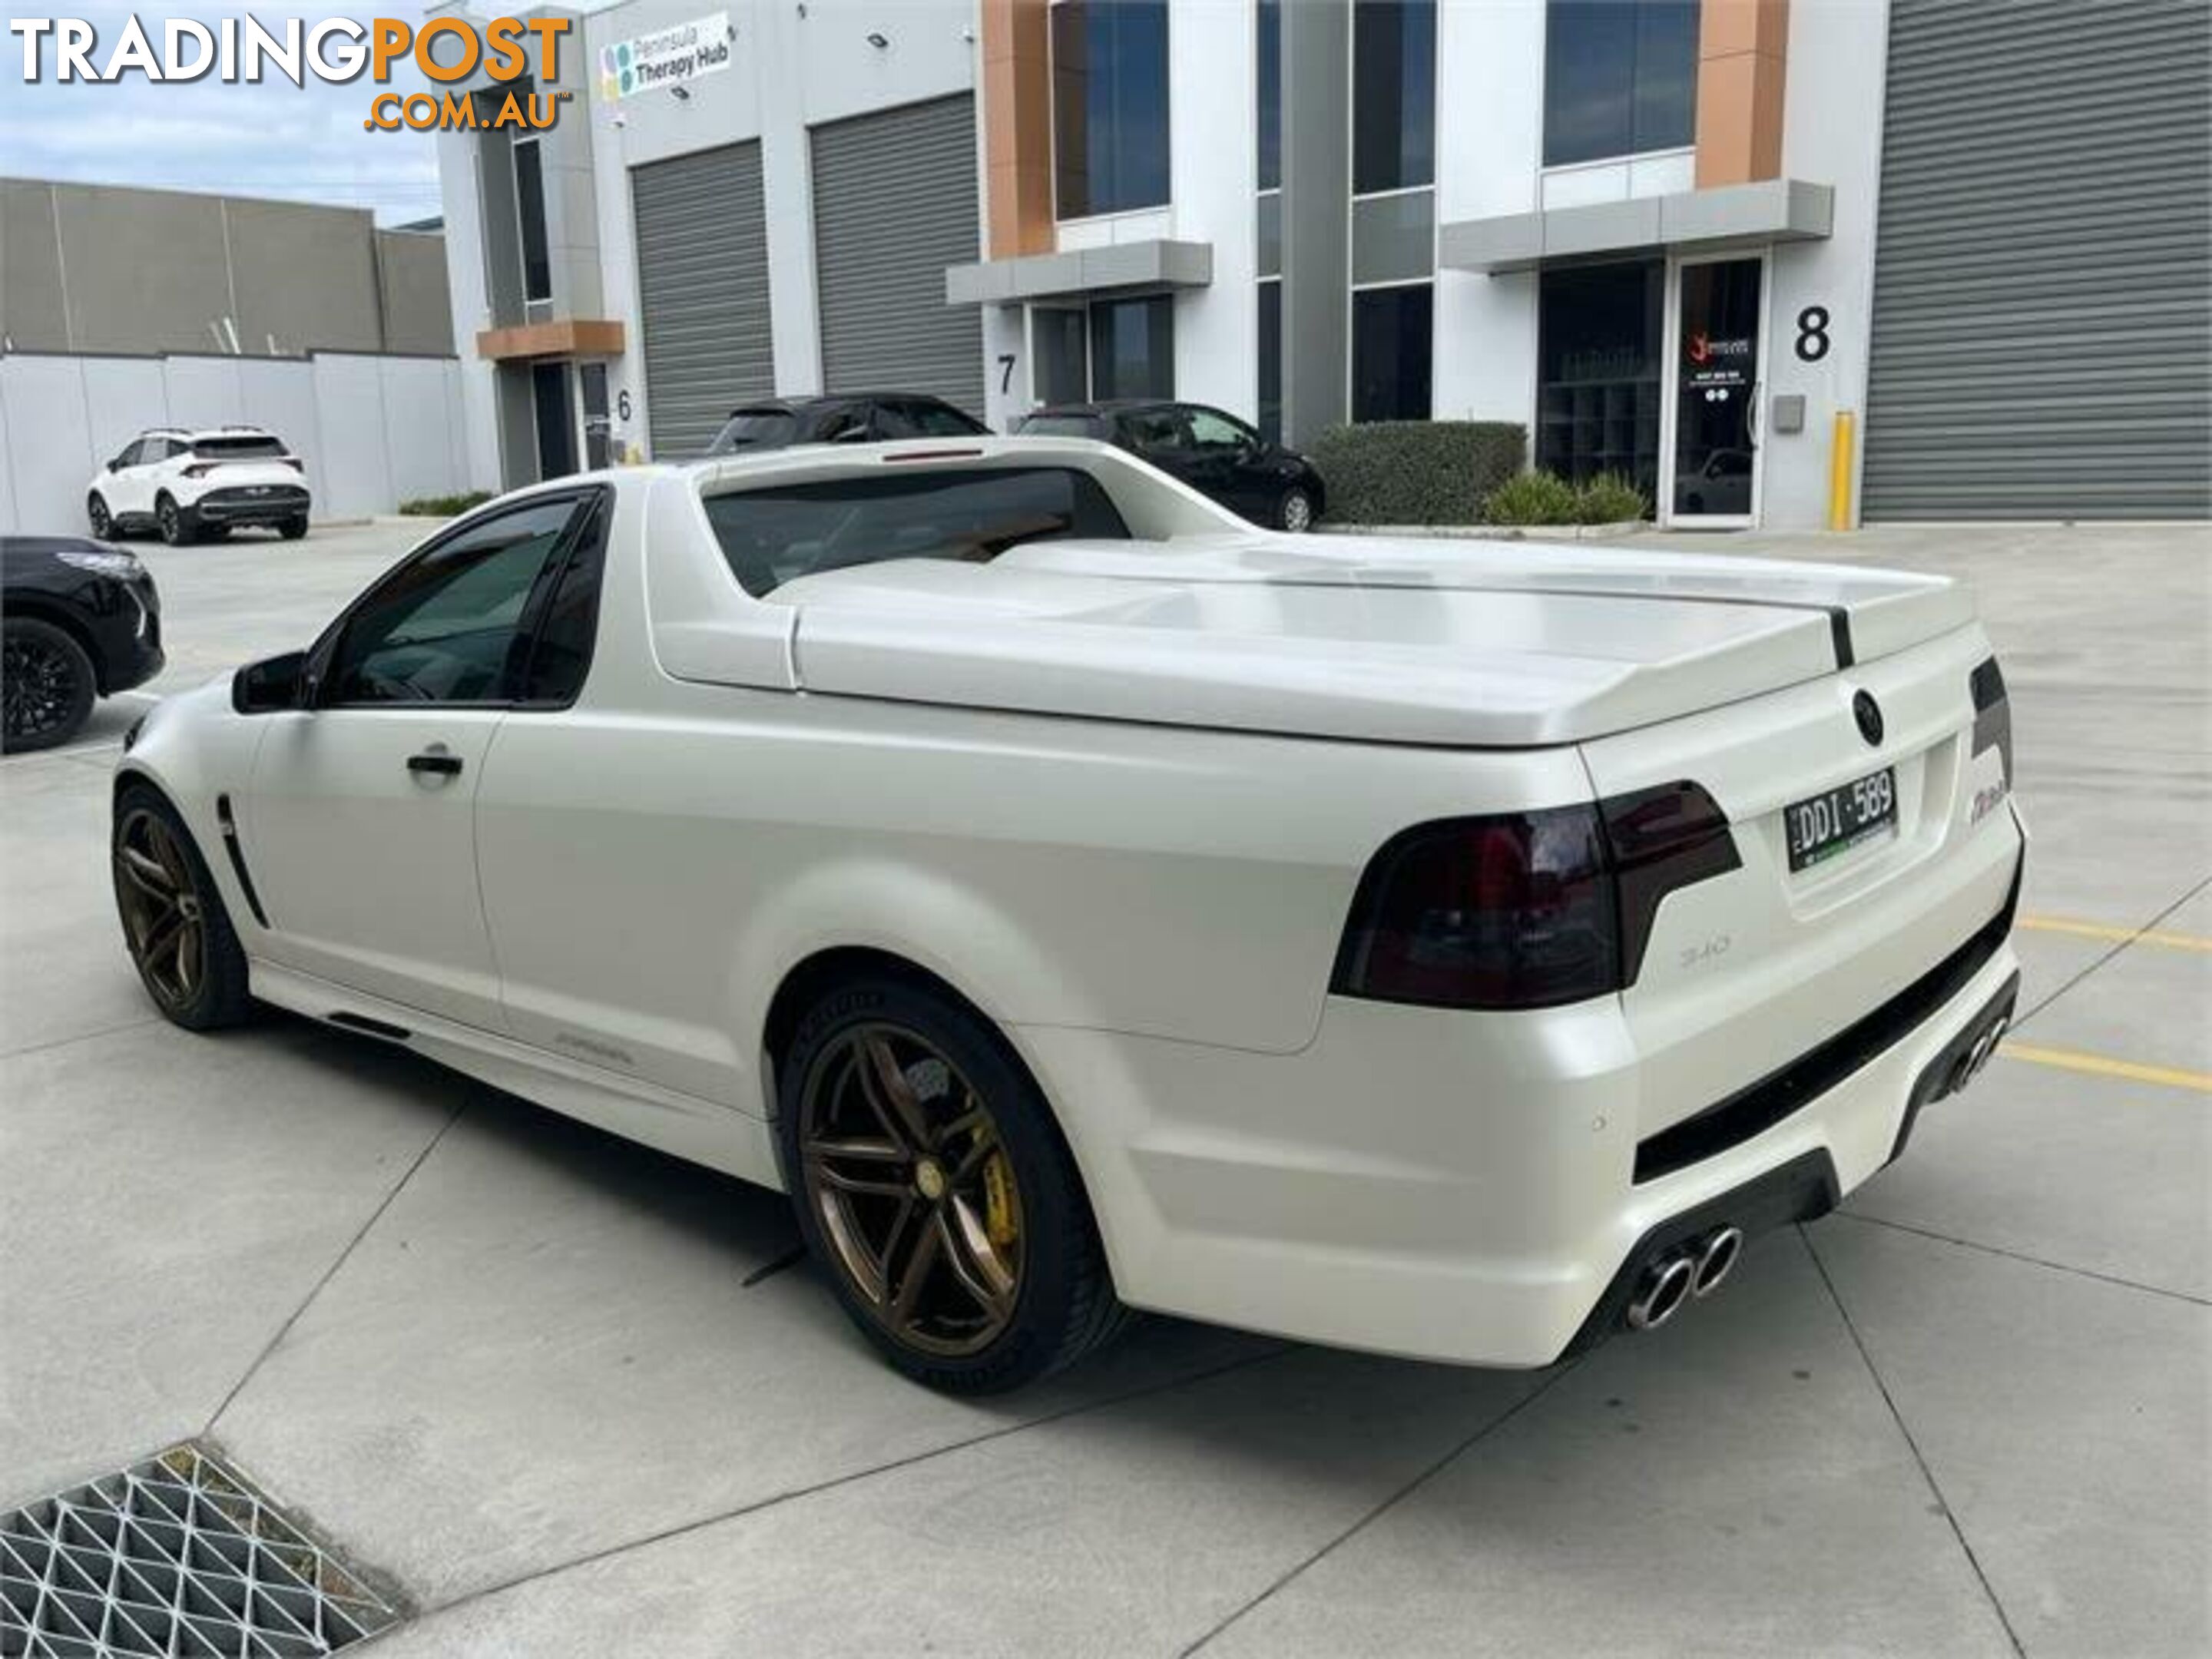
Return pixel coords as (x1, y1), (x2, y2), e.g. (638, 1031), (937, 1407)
(704, 467), (1129, 598)
(1016, 415), (1104, 439)
(194, 435), (286, 459)
(709, 411), (799, 452)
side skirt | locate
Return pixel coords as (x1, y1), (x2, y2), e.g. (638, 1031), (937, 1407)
(249, 959), (786, 1191)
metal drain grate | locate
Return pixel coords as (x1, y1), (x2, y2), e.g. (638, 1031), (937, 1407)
(0, 1443), (399, 1657)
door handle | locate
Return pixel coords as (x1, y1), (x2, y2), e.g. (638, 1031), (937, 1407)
(407, 750), (463, 777)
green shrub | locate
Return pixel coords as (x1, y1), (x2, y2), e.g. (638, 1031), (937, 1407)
(398, 491), (495, 518)
(1483, 470), (1580, 526)
(1306, 421), (1526, 526)
(1575, 472), (1649, 524)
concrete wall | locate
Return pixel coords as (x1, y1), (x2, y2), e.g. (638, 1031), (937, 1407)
(376, 231), (462, 356)
(0, 352), (474, 534)
(0, 180), (455, 358)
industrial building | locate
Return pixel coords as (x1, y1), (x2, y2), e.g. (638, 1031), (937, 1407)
(432, 0), (2210, 527)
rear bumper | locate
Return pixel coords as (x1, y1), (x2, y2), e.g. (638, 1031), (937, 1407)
(1018, 819), (2025, 1368)
(191, 485), (310, 525)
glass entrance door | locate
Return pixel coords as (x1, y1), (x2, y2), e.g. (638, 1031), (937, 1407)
(1667, 255), (1764, 525)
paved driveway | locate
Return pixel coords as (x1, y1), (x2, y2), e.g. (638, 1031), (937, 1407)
(3, 519), (2205, 1656)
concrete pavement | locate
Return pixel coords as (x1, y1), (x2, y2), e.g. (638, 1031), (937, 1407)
(2, 520), (2205, 1655)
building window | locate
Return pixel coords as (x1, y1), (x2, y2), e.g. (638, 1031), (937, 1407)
(1543, 0), (1699, 167)
(513, 136), (551, 302)
(1535, 260), (1663, 497)
(1352, 284), (1431, 422)
(1257, 280), (1282, 442)
(1353, 0), (1435, 195)
(1088, 294), (1174, 399)
(1051, 0), (1171, 220)
(1257, 0), (1281, 192)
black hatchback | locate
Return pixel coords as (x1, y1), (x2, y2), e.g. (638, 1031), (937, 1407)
(705, 394), (990, 455)
(2, 536), (164, 752)
(1014, 402), (1325, 531)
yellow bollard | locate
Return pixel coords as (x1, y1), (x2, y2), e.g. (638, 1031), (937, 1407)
(1827, 410), (1856, 531)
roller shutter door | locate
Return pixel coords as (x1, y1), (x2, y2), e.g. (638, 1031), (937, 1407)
(631, 142), (772, 460)
(811, 95), (985, 416)
(1863, 0), (2211, 519)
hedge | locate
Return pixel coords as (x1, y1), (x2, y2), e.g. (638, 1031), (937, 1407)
(1306, 420), (1527, 526)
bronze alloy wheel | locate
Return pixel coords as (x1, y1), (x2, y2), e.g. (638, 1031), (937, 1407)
(798, 1022), (1025, 1357)
(114, 806), (209, 1012)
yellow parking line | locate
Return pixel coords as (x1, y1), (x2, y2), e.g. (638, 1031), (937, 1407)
(2016, 915), (2212, 953)
(2000, 1041), (2212, 1095)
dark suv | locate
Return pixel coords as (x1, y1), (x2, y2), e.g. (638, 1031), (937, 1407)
(2, 536), (164, 752)
(1014, 402), (1325, 531)
(705, 394), (990, 455)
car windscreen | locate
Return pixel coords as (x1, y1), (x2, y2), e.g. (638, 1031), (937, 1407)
(193, 435), (286, 459)
(1015, 415), (1103, 439)
(704, 467), (1129, 598)
(708, 411), (800, 453)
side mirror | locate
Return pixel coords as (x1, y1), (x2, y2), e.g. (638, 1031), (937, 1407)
(232, 651), (308, 714)
(106, 458), (121, 473)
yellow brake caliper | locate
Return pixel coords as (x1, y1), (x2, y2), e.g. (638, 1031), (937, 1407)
(982, 1147), (1018, 1251)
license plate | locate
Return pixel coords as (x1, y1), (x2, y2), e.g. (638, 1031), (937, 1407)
(1785, 767), (1897, 872)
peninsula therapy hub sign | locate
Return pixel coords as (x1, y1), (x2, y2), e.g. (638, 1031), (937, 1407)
(599, 12), (732, 103)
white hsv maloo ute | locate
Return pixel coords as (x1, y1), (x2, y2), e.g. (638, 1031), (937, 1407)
(112, 438), (2022, 1392)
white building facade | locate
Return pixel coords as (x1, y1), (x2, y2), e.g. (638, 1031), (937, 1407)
(433, 0), (2210, 527)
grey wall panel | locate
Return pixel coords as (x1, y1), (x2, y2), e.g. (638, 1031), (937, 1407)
(375, 231), (458, 356)
(380, 356), (468, 504)
(161, 356), (248, 433)
(226, 197), (384, 356)
(810, 94), (984, 415)
(2, 181), (71, 352)
(310, 355), (393, 521)
(80, 358), (169, 468)
(1864, 0), (2211, 519)
(631, 141), (773, 459)
(53, 185), (237, 356)
(0, 357), (93, 535)
(1281, 0), (1349, 447)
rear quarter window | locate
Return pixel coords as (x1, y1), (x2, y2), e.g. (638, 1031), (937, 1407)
(704, 466), (1129, 598)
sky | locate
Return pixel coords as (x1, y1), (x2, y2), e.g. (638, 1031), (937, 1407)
(0, 2), (608, 225)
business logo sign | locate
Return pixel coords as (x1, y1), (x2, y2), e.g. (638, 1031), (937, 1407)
(8, 13), (575, 131)
(598, 12), (732, 102)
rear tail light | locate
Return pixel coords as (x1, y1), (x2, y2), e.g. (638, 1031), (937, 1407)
(1333, 783), (1739, 1011)
(1333, 807), (1619, 1009)
(1969, 655), (2011, 783)
(285, 457), (306, 473)
(184, 462), (215, 478)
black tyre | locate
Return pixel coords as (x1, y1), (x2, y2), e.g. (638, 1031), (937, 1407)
(111, 783), (255, 1031)
(1277, 486), (1316, 533)
(157, 493), (197, 546)
(279, 516), (309, 541)
(87, 493), (114, 539)
(777, 973), (1129, 1393)
(2, 618), (97, 753)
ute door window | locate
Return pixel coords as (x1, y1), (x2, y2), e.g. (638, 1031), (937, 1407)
(323, 497), (588, 706)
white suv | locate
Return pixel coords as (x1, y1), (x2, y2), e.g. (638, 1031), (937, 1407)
(88, 427), (312, 545)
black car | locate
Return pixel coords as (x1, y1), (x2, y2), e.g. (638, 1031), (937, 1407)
(705, 393), (991, 455)
(2, 536), (164, 752)
(1014, 402), (1325, 531)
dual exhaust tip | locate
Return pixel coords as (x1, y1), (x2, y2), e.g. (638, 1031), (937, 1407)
(1952, 1015), (2009, 1094)
(1626, 1225), (1744, 1332)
